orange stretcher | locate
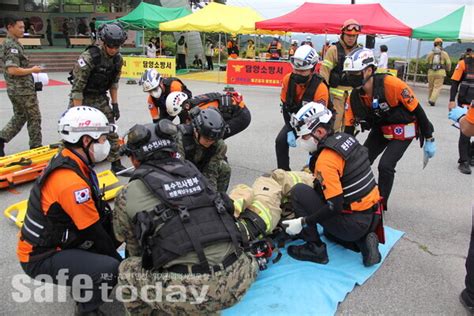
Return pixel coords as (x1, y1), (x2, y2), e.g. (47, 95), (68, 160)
(4, 169), (123, 227)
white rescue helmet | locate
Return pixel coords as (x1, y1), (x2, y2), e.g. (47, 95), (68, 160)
(291, 102), (332, 137)
(290, 45), (319, 70)
(165, 91), (188, 116)
(343, 48), (377, 72)
(58, 106), (115, 144)
(140, 68), (163, 94)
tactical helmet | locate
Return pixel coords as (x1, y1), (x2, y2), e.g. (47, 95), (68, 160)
(291, 102), (333, 137)
(290, 45), (319, 70)
(191, 108), (226, 141)
(343, 48), (377, 72)
(98, 23), (127, 47)
(58, 106), (116, 144)
(121, 120), (177, 161)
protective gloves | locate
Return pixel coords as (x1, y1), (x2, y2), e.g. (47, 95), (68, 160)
(287, 131), (297, 147)
(423, 140), (436, 158)
(112, 103), (120, 121)
(281, 217), (304, 235)
(448, 106), (467, 123)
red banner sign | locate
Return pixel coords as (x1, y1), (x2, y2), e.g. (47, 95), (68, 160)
(227, 59), (292, 87)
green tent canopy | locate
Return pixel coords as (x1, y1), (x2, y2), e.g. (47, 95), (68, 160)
(96, 2), (191, 30)
(412, 5), (474, 42)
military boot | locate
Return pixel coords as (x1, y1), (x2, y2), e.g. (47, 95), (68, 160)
(460, 289), (474, 315)
(356, 232), (381, 267)
(287, 242), (329, 264)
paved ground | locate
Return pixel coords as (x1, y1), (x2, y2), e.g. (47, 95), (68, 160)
(0, 72), (471, 315)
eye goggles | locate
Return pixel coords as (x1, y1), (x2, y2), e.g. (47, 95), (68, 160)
(343, 24), (362, 34)
(105, 43), (121, 49)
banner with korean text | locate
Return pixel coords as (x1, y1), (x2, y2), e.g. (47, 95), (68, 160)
(227, 59), (292, 87)
(122, 56), (176, 79)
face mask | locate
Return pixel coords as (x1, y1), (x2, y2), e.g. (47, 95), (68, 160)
(298, 137), (318, 153)
(347, 73), (364, 88)
(293, 74), (310, 84)
(150, 87), (162, 99)
(90, 140), (110, 163)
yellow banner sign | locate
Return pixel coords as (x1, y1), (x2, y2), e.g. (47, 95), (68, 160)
(122, 56), (176, 79)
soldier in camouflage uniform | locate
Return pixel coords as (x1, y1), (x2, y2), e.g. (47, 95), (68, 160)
(69, 22), (128, 172)
(175, 107), (231, 192)
(113, 121), (258, 315)
(0, 15), (42, 156)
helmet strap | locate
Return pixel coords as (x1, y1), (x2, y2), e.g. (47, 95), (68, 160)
(82, 137), (96, 167)
(341, 34), (358, 49)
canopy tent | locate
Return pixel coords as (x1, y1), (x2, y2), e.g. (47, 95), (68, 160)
(255, 3), (412, 36)
(96, 2), (191, 30)
(412, 5), (474, 42)
(159, 2), (284, 35)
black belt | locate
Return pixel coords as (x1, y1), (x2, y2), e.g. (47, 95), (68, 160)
(165, 252), (239, 274)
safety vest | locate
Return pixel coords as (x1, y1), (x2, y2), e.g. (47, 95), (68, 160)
(130, 158), (242, 271)
(312, 133), (376, 210)
(328, 42), (351, 88)
(460, 56), (474, 104)
(20, 151), (104, 260)
(283, 73), (325, 114)
(349, 73), (416, 131)
(177, 124), (218, 170)
(82, 46), (123, 95)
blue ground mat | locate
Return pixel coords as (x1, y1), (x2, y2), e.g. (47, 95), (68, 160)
(223, 226), (404, 316)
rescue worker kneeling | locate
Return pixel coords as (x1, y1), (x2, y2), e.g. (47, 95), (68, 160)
(113, 121), (258, 315)
(165, 86), (251, 139)
(281, 102), (383, 267)
(17, 106), (122, 315)
(175, 107), (231, 192)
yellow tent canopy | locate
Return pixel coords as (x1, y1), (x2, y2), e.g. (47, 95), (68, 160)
(159, 2), (285, 35)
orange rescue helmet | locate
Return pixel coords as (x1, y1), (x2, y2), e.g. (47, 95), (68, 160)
(342, 19), (362, 35)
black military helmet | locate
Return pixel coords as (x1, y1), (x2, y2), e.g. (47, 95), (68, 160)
(121, 120), (177, 161)
(191, 107), (226, 141)
(98, 23), (127, 47)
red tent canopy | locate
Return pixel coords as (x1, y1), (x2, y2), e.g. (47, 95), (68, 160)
(255, 3), (412, 36)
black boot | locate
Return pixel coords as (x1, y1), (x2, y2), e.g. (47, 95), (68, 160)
(356, 232), (381, 267)
(460, 289), (474, 315)
(287, 242), (329, 264)
(428, 101), (435, 106)
(459, 162), (472, 175)
(0, 138), (5, 157)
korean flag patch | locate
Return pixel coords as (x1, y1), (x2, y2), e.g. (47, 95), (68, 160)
(74, 188), (90, 204)
(78, 58), (86, 68)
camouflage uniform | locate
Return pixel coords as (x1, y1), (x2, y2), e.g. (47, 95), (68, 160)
(113, 179), (258, 315)
(69, 45), (121, 162)
(0, 35), (42, 148)
(175, 129), (231, 193)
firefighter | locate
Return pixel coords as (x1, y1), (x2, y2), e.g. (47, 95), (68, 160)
(320, 19), (362, 132)
(343, 48), (436, 210)
(276, 45), (329, 171)
(426, 38), (451, 107)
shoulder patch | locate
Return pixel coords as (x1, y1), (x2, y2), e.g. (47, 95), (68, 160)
(10, 48), (18, 54)
(74, 188), (91, 204)
(78, 58), (87, 68)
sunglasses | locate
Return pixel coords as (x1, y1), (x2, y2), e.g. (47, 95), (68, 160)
(344, 24), (361, 32)
(106, 44), (121, 49)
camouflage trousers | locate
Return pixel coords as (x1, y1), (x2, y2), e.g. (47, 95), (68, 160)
(0, 93), (42, 148)
(216, 159), (231, 193)
(69, 95), (120, 162)
(117, 253), (258, 315)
